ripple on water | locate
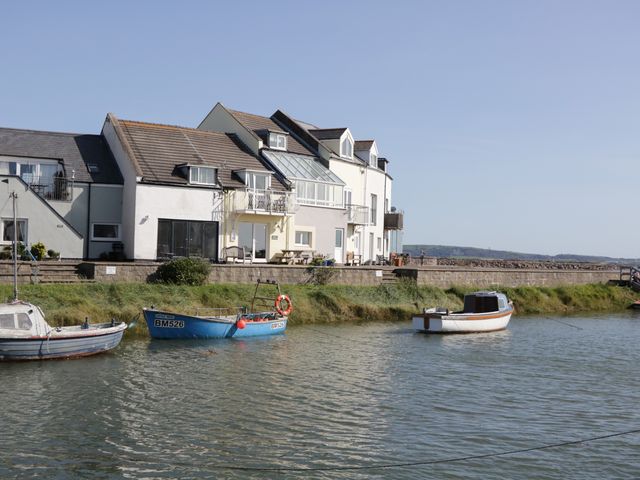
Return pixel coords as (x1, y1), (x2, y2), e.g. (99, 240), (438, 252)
(1, 313), (640, 479)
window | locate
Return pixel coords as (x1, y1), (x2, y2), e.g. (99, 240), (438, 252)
(295, 231), (312, 247)
(268, 133), (287, 151)
(344, 190), (352, 206)
(340, 137), (353, 158)
(2, 219), (27, 243)
(377, 237), (382, 250)
(371, 153), (377, 167)
(17, 313), (32, 330)
(189, 166), (217, 185)
(91, 223), (121, 241)
(247, 173), (270, 190)
(370, 194), (377, 226)
(0, 314), (14, 329)
(295, 180), (344, 208)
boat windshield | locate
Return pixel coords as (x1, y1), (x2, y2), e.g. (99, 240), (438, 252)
(463, 295), (499, 313)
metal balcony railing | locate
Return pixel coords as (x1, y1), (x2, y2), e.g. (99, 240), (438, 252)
(231, 188), (293, 215)
(384, 211), (404, 230)
(25, 175), (73, 202)
(346, 204), (369, 225)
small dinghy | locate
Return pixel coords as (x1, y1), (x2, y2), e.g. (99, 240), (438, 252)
(143, 279), (290, 339)
(413, 291), (513, 334)
(0, 302), (126, 360)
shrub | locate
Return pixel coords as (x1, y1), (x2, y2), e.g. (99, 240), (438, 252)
(154, 257), (212, 285)
(30, 242), (47, 261)
(47, 249), (60, 259)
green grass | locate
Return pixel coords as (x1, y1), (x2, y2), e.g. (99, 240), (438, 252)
(1, 282), (636, 336)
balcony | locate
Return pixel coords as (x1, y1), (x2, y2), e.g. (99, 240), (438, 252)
(230, 188), (293, 215)
(384, 211), (404, 230)
(26, 175), (73, 202)
(346, 204), (369, 225)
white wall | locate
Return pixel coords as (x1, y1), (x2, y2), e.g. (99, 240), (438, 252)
(329, 158), (392, 262)
(102, 117), (139, 260)
(134, 184), (222, 260)
(0, 177), (84, 258)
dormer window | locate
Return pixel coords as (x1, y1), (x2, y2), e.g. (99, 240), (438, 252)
(370, 153), (377, 167)
(189, 166), (217, 185)
(340, 137), (353, 159)
(268, 132), (288, 151)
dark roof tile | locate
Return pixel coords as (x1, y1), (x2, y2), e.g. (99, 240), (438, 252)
(0, 127), (123, 184)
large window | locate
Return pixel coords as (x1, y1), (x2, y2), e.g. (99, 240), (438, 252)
(2, 219), (27, 243)
(91, 223), (121, 241)
(157, 219), (218, 260)
(295, 231), (312, 247)
(370, 194), (378, 226)
(295, 180), (344, 208)
(189, 166), (217, 185)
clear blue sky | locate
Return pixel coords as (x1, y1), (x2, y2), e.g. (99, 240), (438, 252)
(1, 1), (638, 258)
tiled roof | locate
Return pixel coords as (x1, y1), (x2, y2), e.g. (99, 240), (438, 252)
(227, 109), (315, 156)
(354, 140), (374, 151)
(0, 127), (123, 184)
(116, 119), (284, 190)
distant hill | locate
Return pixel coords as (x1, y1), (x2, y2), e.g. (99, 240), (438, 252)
(403, 245), (639, 264)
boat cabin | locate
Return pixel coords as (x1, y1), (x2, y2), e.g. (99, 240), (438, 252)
(462, 291), (510, 314)
(0, 302), (48, 338)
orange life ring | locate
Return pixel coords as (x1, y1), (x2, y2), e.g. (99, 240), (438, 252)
(275, 294), (292, 316)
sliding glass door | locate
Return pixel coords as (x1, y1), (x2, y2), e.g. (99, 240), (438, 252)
(238, 222), (267, 262)
(157, 219), (218, 260)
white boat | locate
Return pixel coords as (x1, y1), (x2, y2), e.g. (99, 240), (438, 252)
(0, 301), (126, 360)
(0, 188), (126, 361)
(412, 291), (513, 334)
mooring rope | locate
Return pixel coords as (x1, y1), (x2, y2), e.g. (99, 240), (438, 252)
(199, 428), (640, 472)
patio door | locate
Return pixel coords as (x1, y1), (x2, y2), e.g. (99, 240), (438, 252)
(238, 222), (267, 262)
(334, 228), (344, 264)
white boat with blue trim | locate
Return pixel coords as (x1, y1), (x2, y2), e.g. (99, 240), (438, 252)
(412, 291), (513, 333)
(0, 301), (126, 360)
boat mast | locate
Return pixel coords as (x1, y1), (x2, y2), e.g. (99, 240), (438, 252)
(11, 191), (18, 301)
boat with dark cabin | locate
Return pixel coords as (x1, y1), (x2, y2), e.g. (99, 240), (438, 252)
(413, 291), (513, 333)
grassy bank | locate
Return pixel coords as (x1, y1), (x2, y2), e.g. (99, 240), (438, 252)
(1, 281), (637, 335)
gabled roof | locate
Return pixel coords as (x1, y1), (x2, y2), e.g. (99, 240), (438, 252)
(227, 109), (314, 156)
(307, 128), (348, 140)
(114, 118), (284, 190)
(0, 127), (123, 184)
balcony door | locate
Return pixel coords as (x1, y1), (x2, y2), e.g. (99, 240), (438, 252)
(239, 222), (267, 262)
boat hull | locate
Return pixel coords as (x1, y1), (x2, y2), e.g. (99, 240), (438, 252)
(0, 325), (126, 361)
(143, 310), (287, 339)
(412, 309), (512, 333)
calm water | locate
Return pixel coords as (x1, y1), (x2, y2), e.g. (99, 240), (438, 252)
(2, 313), (640, 479)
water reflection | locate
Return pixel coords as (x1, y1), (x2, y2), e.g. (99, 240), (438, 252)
(1, 313), (640, 479)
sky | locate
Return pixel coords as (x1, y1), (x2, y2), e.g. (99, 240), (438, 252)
(1, 0), (638, 258)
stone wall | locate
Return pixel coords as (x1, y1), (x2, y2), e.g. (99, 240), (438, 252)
(82, 262), (388, 286)
(395, 266), (619, 288)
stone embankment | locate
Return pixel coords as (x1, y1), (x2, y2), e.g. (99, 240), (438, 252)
(0, 259), (623, 289)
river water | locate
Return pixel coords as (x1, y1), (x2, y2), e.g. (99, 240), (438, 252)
(2, 312), (640, 479)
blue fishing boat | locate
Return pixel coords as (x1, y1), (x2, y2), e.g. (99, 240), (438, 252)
(143, 279), (290, 339)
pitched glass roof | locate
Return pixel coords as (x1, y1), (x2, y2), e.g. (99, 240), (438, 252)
(263, 150), (345, 185)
